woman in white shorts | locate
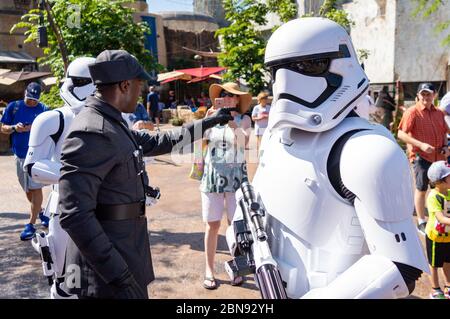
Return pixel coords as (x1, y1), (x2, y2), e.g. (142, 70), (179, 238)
(200, 82), (252, 290)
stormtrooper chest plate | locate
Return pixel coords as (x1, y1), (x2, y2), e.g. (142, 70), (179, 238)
(253, 118), (374, 252)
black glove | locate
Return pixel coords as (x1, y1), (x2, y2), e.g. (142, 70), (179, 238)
(182, 107), (235, 145)
(206, 107), (235, 126)
(110, 270), (147, 299)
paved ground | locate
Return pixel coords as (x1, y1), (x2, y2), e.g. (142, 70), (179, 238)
(0, 124), (442, 299)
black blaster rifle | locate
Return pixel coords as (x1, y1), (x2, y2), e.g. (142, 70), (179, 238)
(225, 181), (287, 299)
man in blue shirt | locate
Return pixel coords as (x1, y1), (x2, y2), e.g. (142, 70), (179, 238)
(147, 86), (160, 131)
(0, 82), (49, 240)
(122, 102), (154, 131)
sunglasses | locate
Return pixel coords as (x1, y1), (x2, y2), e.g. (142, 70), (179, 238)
(220, 91), (236, 98)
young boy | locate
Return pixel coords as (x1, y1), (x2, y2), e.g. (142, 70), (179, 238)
(426, 161), (450, 299)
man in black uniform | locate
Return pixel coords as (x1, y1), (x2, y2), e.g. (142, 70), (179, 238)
(58, 50), (233, 299)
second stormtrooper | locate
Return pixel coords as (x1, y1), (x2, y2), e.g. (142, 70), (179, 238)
(23, 57), (96, 298)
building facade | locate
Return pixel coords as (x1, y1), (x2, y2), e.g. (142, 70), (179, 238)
(0, 0), (43, 68)
(128, 0), (167, 68)
(160, 11), (220, 70)
(345, 0), (450, 99)
(193, 0), (228, 28)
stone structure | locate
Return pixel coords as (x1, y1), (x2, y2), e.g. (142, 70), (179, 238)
(126, 0), (167, 68)
(159, 12), (220, 100)
(159, 11), (220, 69)
(0, 0), (43, 65)
(344, 0), (450, 98)
(193, 0), (228, 27)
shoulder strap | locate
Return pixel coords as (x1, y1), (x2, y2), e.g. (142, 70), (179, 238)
(50, 110), (64, 144)
(10, 101), (20, 121)
(327, 129), (368, 204)
(434, 192), (445, 210)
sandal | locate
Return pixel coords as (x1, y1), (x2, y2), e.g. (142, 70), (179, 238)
(203, 276), (217, 290)
(230, 276), (244, 286)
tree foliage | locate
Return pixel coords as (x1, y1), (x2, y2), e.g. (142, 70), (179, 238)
(217, 0), (354, 94)
(216, 0), (297, 95)
(413, 0), (450, 46)
(11, 0), (161, 80)
(39, 84), (64, 109)
(314, 0), (354, 30)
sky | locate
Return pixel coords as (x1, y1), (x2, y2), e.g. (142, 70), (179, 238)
(146, 0), (193, 13)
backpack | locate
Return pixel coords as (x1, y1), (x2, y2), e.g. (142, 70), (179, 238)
(8, 101), (21, 146)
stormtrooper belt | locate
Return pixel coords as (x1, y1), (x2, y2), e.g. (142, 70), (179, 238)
(96, 201), (145, 221)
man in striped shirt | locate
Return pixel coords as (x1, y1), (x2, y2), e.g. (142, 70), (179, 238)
(398, 83), (450, 235)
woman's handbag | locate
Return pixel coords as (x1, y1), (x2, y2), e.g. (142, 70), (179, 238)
(189, 161), (204, 180)
(189, 140), (206, 180)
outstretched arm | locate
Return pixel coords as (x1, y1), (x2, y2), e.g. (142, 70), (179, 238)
(133, 107), (234, 156)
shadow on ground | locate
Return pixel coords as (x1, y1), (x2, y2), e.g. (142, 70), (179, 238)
(149, 230), (229, 253)
(0, 212), (49, 298)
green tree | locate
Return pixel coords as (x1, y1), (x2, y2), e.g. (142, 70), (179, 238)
(216, 0), (297, 95)
(11, 0), (160, 80)
(217, 0), (354, 94)
(413, 0), (450, 46)
(317, 0), (354, 30)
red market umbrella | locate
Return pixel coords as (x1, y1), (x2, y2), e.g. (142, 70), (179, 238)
(157, 71), (192, 83)
(158, 67), (226, 84)
(187, 73), (223, 84)
(177, 66), (226, 78)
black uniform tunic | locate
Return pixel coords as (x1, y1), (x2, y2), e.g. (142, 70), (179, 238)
(59, 96), (193, 298)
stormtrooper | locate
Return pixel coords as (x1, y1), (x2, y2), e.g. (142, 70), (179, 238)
(226, 18), (428, 298)
(23, 57), (96, 299)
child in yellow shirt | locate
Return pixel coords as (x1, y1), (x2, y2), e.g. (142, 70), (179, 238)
(426, 161), (450, 299)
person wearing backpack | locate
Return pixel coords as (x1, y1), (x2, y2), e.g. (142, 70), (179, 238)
(0, 82), (49, 240)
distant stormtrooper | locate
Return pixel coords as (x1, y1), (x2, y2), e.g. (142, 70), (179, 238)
(227, 18), (428, 298)
(23, 57), (96, 299)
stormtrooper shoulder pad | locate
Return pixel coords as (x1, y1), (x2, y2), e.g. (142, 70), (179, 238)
(28, 110), (63, 147)
(339, 130), (414, 222)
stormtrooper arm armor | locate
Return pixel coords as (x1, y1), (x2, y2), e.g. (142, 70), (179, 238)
(23, 110), (62, 185)
(303, 131), (428, 299)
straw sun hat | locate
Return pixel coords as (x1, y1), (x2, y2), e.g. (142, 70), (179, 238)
(209, 82), (252, 114)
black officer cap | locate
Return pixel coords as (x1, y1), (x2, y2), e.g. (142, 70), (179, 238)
(89, 50), (151, 85)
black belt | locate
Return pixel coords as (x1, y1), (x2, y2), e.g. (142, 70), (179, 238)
(95, 202), (145, 221)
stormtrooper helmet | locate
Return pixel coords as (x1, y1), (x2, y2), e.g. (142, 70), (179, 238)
(265, 17), (369, 132)
(60, 57), (96, 114)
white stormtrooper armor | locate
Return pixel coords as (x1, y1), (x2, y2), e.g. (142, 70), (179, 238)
(226, 18), (428, 299)
(23, 57), (96, 299)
